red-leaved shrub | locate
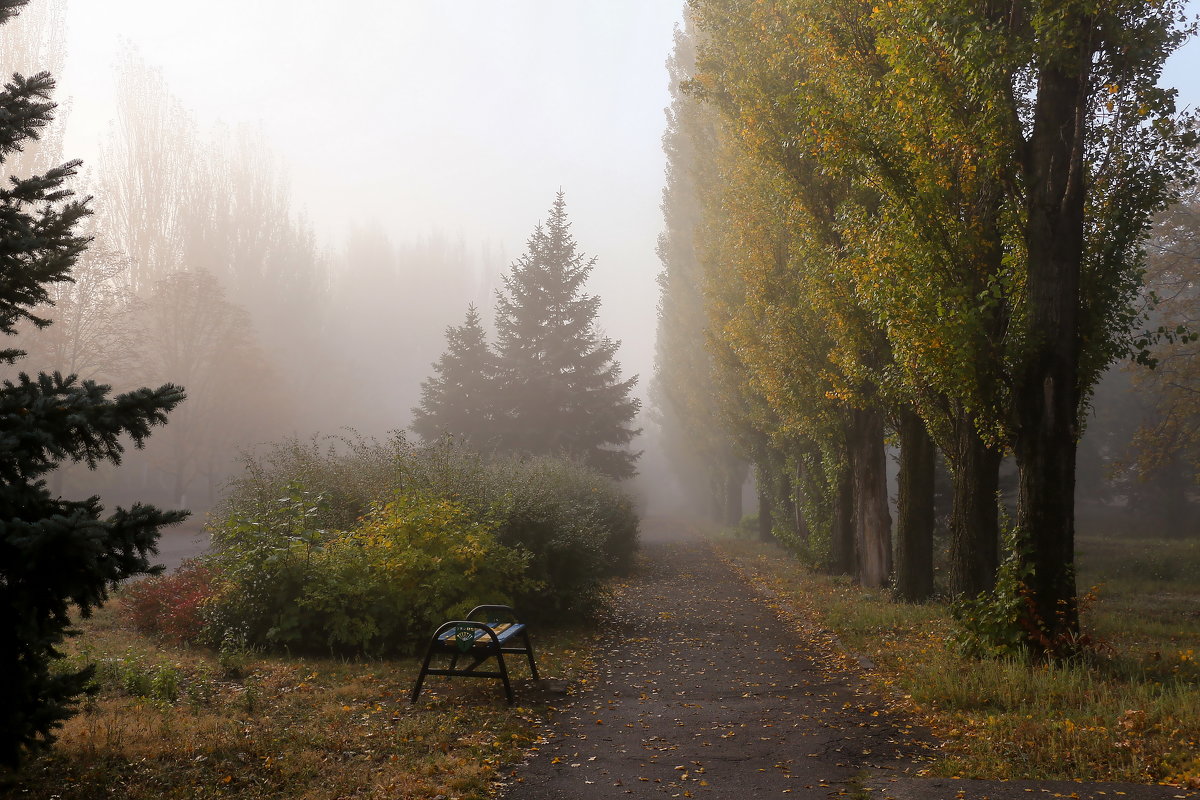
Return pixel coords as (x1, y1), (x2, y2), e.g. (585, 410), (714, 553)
(124, 559), (217, 643)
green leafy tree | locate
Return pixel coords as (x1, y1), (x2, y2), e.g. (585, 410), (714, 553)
(688, 3), (901, 587)
(968, 0), (1192, 652)
(411, 304), (498, 451)
(0, 0), (186, 766)
(493, 192), (641, 479)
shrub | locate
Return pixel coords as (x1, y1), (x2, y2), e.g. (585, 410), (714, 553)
(214, 435), (640, 627)
(220, 433), (411, 532)
(951, 526), (1101, 660)
(402, 445), (640, 618)
(124, 559), (217, 643)
(204, 491), (533, 654)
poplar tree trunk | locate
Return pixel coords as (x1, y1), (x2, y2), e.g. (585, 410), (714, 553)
(794, 460), (810, 544)
(777, 464), (798, 540)
(1162, 456), (1191, 538)
(756, 461), (773, 542)
(830, 460), (856, 575)
(895, 407), (935, 602)
(949, 415), (1002, 597)
(1015, 51), (1090, 653)
(725, 470), (744, 526)
(849, 407), (892, 588)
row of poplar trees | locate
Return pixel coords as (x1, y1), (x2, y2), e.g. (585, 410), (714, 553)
(655, 0), (1197, 656)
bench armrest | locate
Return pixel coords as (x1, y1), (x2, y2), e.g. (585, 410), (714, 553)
(433, 619), (503, 651)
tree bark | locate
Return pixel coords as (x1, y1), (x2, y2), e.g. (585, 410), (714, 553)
(895, 406), (935, 602)
(777, 461), (798, 540)
(948, 415), (1003, 597)
(1162, 455), (1192, 537)
(794, 459), (810, 544)
(725, 469), (744, 527)
(830, 458), (856, 575)
(756, 461), (773, 542)
(1015, 46), (1091, 653)
(849, 407), (892, 588)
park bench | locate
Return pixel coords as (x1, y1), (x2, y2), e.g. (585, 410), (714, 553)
(410, 604), (539, 705)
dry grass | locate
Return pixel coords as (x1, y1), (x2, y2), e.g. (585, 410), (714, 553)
(3, 596), (593, 799)
(711, 535), (1200, 789)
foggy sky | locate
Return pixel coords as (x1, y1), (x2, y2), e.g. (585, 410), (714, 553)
(41, 0), (1200, 397)
(57, 1), (684, 397)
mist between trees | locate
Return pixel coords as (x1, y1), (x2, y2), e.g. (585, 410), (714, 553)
(0, 5), (516, 513)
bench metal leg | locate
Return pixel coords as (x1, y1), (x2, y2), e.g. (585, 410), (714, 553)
(521, 629), (540, 681)
(410, 637), (439, 703)
(495, 649), (514, 705)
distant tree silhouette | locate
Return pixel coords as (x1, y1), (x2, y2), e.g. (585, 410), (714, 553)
(492, 192), (640, 478)
(133, 269), (279, 507)
(411, 304), (498, 450)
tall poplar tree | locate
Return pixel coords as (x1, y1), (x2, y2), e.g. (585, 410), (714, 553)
(654, 22), (750, 525)
(0, 0), (186, 765)
(493, 193), (641, 479)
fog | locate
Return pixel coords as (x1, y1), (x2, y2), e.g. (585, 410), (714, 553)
(1, 0), (1198, 514)
(1, 0), (690, 511)
(59, 1), (681, 375)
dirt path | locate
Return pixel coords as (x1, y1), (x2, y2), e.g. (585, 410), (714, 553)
(502, 519), (1197, 800)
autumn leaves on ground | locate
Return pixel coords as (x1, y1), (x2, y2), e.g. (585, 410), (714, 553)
(8, 519), (1199, 799)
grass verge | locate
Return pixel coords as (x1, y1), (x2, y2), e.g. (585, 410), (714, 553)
(3, 594), (593, 799)
(711, 535), (1200, 788)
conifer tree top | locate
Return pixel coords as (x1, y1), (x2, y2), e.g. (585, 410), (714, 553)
(492, 191), (641, 478)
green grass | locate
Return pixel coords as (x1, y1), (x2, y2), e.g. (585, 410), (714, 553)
(712, 534), (1200, 788)
(1078, 535), (1200, 662)
(3, 595), (593, 799)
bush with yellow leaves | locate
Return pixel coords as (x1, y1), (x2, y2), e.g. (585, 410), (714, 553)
(204, 489), (533, 655)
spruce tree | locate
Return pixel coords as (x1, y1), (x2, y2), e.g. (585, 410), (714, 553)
(0, 0), (186, 767)
(494, 192), (640, 478)
(411, 304), (497, 450)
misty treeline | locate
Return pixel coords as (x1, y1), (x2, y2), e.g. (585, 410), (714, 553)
(0, 0), (501, 512)
(654, 2), (1197, 657)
